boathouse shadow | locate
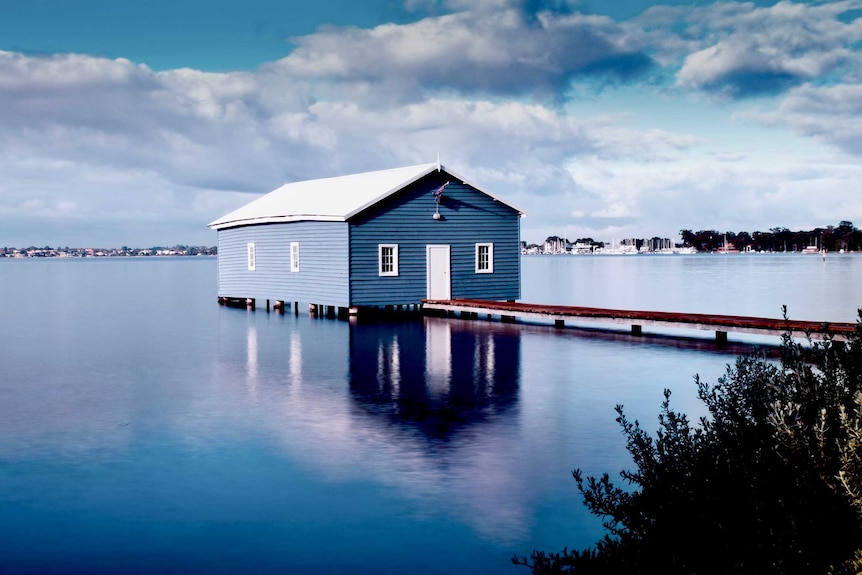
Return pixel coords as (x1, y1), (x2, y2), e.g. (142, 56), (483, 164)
(348, 316), (521, 441)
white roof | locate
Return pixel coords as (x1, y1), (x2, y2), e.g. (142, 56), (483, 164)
(208, 163), (524, 230)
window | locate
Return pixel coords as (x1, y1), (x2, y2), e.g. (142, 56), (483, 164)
(290, 242), (300, 273)
(475, 243), (493, 273)
(379, 244), (399, 276)
(247, 243), (256, 271)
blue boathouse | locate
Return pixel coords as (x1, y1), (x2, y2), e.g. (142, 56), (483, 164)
(208, 163), (525, 314)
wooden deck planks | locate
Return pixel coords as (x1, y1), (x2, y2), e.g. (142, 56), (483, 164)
(422, 298), (858, 341)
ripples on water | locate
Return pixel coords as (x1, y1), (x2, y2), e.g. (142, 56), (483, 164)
(0, 255), (859, 574)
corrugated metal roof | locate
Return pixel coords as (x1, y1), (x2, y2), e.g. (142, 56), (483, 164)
(208, 163), (524, 230)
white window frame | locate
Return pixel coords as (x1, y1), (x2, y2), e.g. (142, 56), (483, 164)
(378, 244), (399, 277)
(290, 242), (300, 273)
(475, 243), (494, 273)
(247, 242), (256, 271)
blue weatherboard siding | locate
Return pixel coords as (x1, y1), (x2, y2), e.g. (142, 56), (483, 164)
(348, 172), (521, 306)
(217, 221), (349, 306)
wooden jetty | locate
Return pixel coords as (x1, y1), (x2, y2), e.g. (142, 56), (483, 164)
(422, 298), (857, 344)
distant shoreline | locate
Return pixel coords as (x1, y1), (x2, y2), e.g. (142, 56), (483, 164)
(0, 246), (217, 258)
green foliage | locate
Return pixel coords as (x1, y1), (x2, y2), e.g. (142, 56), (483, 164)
(516, 308), (862, 574)
(678, 222), (862, 252)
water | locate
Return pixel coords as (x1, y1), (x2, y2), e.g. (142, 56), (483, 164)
(0, 254), (860, 574)
(524, 253), (861, 322)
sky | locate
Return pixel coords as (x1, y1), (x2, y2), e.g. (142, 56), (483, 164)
(2, 0), (862, 247)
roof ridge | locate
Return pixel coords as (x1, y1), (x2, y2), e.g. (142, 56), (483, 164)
(208, 163), (523, 230)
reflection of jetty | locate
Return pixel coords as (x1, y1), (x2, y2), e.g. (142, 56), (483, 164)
(422, 298), (857, 345)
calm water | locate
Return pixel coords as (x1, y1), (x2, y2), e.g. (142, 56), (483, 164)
(1, 254), (860, 574)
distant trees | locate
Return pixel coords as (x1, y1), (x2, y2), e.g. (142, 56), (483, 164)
(679, 222), (862, 252)
(679, 229), (721, 251)
(532, 223), (862, 254)
(515, 308), (862, 574)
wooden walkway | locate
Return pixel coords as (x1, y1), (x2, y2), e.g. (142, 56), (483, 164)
(422, 298), (857, 344)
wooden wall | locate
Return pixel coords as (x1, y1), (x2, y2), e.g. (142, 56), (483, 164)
(348, 172), (521, 306)
(216, 221), (350, 307)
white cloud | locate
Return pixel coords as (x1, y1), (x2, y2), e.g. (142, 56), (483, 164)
(269, 5), (650, 102)
(671, 1), (862, 95)
(555, 154), (862, 244)
(761, 82), (862, 155)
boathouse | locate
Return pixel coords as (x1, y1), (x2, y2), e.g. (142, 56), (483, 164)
(208, 162), (525, 314)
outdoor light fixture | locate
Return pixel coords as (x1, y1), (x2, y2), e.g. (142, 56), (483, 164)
(433, 180), (448, 220)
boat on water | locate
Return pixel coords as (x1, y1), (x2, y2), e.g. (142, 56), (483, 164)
(716, 233), (740, 254)
(802, 235), (825, 255)
(717, 242), (740, 254)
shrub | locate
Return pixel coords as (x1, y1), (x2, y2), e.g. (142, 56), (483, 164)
(515, 308), (862, 574)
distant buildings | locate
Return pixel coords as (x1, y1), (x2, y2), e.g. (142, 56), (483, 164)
(0, 245), (217, 258)
(521, 236), (690, 255)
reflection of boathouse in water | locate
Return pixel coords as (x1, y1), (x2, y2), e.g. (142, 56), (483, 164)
(348, 317), (520, 439)
(208, 163), (524, 315)
(222, 312), (527, 539)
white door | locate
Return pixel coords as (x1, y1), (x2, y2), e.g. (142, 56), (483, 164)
(426, 245), (451, 300)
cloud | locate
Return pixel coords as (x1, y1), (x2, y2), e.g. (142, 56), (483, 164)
(267, 0), (862, 105)
(0, 48), (637, 243)
(270, 3), (653, 102)
(555, 153), (862, 244)
(762, 82), (862, 155)
(0, 42), (703, 245)
(669, 1), (862, 97)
